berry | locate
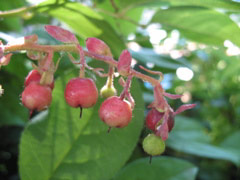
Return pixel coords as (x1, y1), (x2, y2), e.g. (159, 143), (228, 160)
(146, 108), (164, 131)
(100, 85), (116, 98)
(99, 96), (132, 128)
(142, 134), (165, 156)
(22, 82), (52, 111)
(24, 70), (54, 89)
(64, 77), (98, 108)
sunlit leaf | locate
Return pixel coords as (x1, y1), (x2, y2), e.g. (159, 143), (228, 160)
(151, 7), (240, 46)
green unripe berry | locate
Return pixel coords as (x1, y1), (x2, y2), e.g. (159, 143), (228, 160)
(142, 134), (165, 156)
(100, 85), (117, 98)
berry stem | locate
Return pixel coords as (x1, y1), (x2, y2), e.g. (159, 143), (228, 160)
(39, 72), (47, 86)
(42, 51), (53, 71)
(77, 45), (85, 78)
(106, 66), (115, 88)
(120, 74), (133, 100)
(149, 156), (152, 164)
(79, 106), (83, 118)
(29, 110), (34, 120)
(4, 43), (160, 86)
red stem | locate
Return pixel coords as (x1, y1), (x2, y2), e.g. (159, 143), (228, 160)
(120, 74), (133, 100)
(77, 45), (85, 78)
(4, 43), (160, 85)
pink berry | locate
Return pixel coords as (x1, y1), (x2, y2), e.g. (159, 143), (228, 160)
(146, 108), (164, 131)
(22, 82), (52, 111)
(64, 78), (98, 108)
(24, 70), (54, 89)
(99, 96), (132, 128)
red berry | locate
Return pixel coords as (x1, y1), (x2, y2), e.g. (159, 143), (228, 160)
(99, 96), (132, 128)
(22, 82), (52, 111)
(146, 108), (164, 131)
(64, 78), (98, 108)
(24, 70), (54, 89)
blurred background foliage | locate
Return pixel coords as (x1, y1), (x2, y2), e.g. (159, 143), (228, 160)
(1, 0), (240, 180)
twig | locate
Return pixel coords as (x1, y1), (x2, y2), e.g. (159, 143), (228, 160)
(4, 43), (160, 86)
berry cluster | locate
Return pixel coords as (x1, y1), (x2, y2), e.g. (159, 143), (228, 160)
(0, 25), (196, 158)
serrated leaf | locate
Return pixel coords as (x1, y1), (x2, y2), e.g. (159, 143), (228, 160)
(151, 7), (240, 46)
(113, 156), (198, 180)
(19, 66), (144, 180)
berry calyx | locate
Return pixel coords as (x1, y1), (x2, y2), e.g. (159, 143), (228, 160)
(142, 134), (165, 156)
(21, 82), (52, 111)
(100, 85), (117, 98)
(64, 77), (98, 108)
(99, 96), (132, 128)
(24, 69), (54, 89)
(146, 108), (164, 131)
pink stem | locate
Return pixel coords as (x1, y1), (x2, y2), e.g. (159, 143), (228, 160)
(4, 43), (161, 85)
(77, 45), (85, 78)
(42, 51), (53, 71)
(120, 75), (133, 100)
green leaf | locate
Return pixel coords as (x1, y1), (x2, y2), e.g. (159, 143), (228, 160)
(0, 71), (28, 127)
(113, 0), (240, 11)
(167, 116), (240, 166)
(151, 7), (240, 46)
(40, 1), (126, 57)
(0, 0), (25, 31)
(113, 156), (198, 180)
(220, 131), (240, 149)
(94, 0), (143, 36)
(0, 54), (29, 127)
(19, 67), (144, 180)
(164, 0), (240, 11)
(219, 131), (240, 160)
